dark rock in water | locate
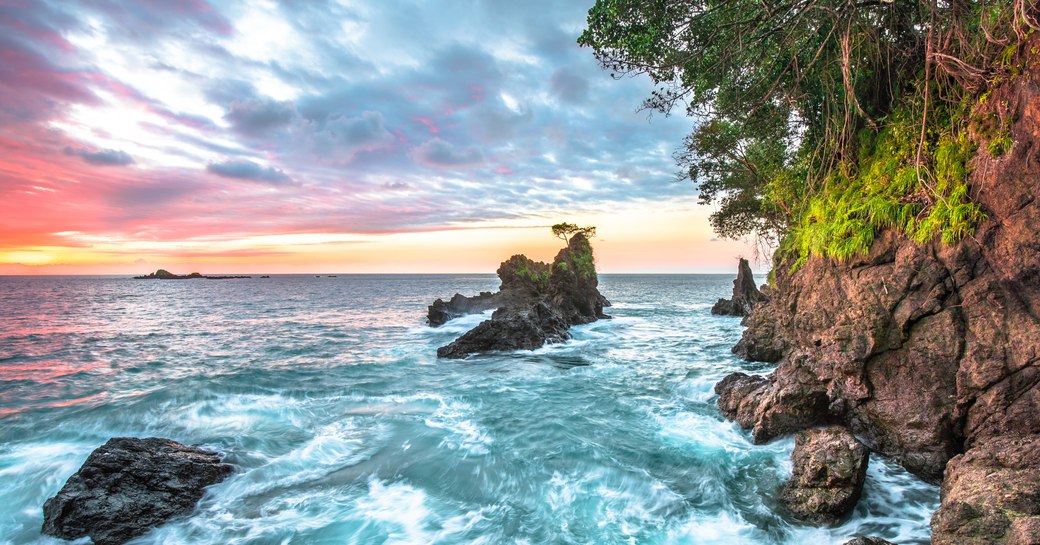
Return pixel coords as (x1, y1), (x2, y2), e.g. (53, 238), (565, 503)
(711, 258), (768, 316)
(41, 437), (233, 545)
(931, 435), (1040, 545)
(842, 538), (897, 545)
(432, 233), (610, 358)
(428, 292), (500, 327)
(134, 269), (249, 280)
(778, 426), (869, 525)
(437, 301), (570, 358)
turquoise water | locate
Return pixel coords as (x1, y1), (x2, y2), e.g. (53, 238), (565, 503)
(0, 274), (938, 544)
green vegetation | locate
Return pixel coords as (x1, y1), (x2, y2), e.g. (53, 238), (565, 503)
(515, 260), (549, 291)
(551, 222), (597, 243)
(580, 0), (1037, 267)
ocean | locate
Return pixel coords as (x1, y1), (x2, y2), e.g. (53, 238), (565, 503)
(0, 274), (938, 544)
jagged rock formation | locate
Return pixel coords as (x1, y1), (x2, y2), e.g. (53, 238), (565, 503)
(427, 255), (551, 326)
(433, 234), (610, 358)
(42, 437), (233, 545)
(778, 426), (869, 525)
(711, 257), (768, 316)
(716, 70), (1040, 542)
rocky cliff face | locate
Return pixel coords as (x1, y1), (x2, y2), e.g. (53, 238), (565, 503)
(718, 66), (1040, 542)
(434, 234), (610, 358)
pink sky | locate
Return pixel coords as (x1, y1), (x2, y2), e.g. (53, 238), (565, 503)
(0, 1), (760, 275)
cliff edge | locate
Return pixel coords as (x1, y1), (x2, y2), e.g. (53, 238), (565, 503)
(717, 69), (1040, 542)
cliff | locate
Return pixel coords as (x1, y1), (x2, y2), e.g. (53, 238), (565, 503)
(718, 68), (1040, 542)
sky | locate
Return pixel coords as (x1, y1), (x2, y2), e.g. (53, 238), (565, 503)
(0, 0), (757, 274)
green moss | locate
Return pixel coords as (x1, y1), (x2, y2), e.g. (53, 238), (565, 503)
(515, 262), (549, 291)
(987, 131), (1014, 156)
(783, 102), (985, 270)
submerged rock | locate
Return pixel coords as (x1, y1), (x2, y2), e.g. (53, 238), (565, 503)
(42, 437), (233, 545)
(711, 258), (768, 316)
(931, 435), (1040, 545)
(842, 538), (897, 545)
(778, 426), (869, 525)
(431, 233), (610, 358)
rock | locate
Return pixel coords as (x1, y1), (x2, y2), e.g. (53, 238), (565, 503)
(134, 269), (249, 280)
(432, 233), (610, 358)
(427, 292), (499, 327)
(711, 258), (768, 316)
(436, 301), (570, 359)
(842, 538), (897, 545)
(547, 234), (611, 324)
(931, 435), (1040, 545)
(778, 426), (869, 525)
(41, 437), (233, 545)
(715, 358), (837, 443)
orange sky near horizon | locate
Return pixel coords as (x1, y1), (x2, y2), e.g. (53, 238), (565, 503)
(0, 204), (763, 275)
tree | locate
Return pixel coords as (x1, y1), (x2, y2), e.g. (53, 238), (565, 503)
(579, 0), (1036, 259)
(552, 223), (597, 243)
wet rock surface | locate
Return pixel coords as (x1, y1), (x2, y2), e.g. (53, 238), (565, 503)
(711, 257), (768, 316)
(41, 437), (233, 545)
(431, 234), (610, 358)
(778, 426), (869, 525)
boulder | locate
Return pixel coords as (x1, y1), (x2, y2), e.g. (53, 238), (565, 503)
(711, 258), (768, 316)
(778, 426), (869, 525)
(42, 437), (233, 545)
(931, 435), (1040, 545)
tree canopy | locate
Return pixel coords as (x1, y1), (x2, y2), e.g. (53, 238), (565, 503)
(580, 0), (1037, 262)
(552, 223), (597, 243)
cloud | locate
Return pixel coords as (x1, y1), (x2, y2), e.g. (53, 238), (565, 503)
(225, 98), (295, 134)
(207, 160), (293, 185)
(412, 138), (484, 167)
(64, 146), (135, 166)
(550, 69), (590, 104)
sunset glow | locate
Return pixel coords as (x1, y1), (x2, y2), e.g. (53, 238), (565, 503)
(0, 1), (756, 275)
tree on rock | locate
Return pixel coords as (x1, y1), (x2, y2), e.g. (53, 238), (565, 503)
(552, 223), (596, 243)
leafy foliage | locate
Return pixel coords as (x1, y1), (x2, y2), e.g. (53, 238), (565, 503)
(580, 0), (1037, 263)
(551, 223), (597, 243)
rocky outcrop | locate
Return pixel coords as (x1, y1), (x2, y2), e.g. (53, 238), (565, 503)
(712, 257), (768, 316)
(436, 301), (570, 358)
(427, 255), (551, 326)
(134, 269), (249, 280)
(715, 52), (1040, 540)
(428, 292), (499, 327)
(931, 434), (1040, 545)
(432, 234), (610, 358)
(42, 437), (233, 545)
(778, 426), (869, 525)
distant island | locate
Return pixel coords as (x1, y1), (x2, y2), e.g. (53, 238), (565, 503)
(133, 269), (250, 280)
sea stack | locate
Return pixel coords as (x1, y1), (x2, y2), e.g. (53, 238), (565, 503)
(711, 258), (768, 317)
(432, 233), (610, 358)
